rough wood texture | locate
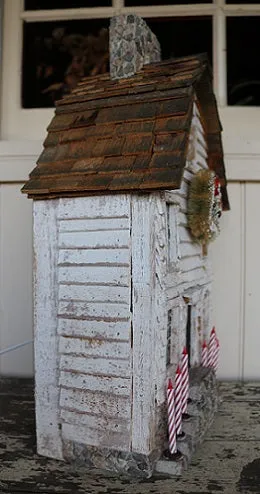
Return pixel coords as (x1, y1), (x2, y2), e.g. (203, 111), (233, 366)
(0, 378), (260, 493)
(22, 55), (228, 208)
(131, 194), (156, 454)
(34, 194), (132, 458)
(33, 200), (63, 460)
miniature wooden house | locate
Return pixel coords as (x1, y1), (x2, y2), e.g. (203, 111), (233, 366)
(22, 15), (228, 478)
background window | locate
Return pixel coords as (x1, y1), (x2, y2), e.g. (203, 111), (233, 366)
(22, 19), (109, 108)
(227, 17), (260, 106)
(146, 17), (212, 61)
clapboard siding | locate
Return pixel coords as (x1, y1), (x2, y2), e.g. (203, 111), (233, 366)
(58, 284), (130, 304)
(59, 371), (131, 396)
(165, 101), (210, 297)
(62, 423), (130, 450)
(60, 355), (131, 378)
(57, 195), (130, 219)
(58, 266), (129, 286)
(57, 319), (130, 340)
(55, 195), (132, 451)
(58, 301), (130, 320)
(60, 409), (130, 434)
(58, 249), (130, 266)
(58, 230), (130, 249)
(58, 336), (130, 359)
(58, 217), (130, 232)
(162, 101), (212, 375)
(60, 388), (131, 418)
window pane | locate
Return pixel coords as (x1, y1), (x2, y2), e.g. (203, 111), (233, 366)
(22, 19), (109, 108)
(25, 0), (112, 9)
(227, 17), (260, 106)
(146, 17), (212, 62)
(127, 0), (211, 4)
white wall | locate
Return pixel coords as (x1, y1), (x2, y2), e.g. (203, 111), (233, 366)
(0, 142), (41, 376)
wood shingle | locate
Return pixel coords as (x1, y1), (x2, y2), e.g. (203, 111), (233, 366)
(22, 54), (229, 209)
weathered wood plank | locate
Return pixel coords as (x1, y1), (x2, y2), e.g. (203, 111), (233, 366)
(179, 241), (201, 257)
(196, 139), (208, 160)
(183, 168), (195, 183)
(57, 318), (130, 340)
(58, 283), (130, 304)
(177, 211), (188, 227)
(33, 200), (63, 460)
(58, 248), (130, 266)
(60, 355), (131, 378)
(179, 225), (193, 243)
(58, 266), (129, 286)
(131, 194), (155, 454)
(59, 371), (131, 396)
(60, 408), (130, 433)
(59, 337), (130, 360)
(181, 267), (208, 284)
(60, 388), (131, 419)
(57, 195), (130, 219)
(58, 217), (130, 232)
(62, 422), (130, 450)
(58, 301), (130, 320)
(58, 230), (130, 249)
(186, 160), (203, 174)
(179, 255), (203, 273)
(151, 194), (168, 408)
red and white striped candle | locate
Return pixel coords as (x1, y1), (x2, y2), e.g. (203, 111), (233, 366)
(181, 347), (189, 414)
(208, 327), (216, 367)
(174, 365), (183, 436)
(212, 337), (220, 373)
(201, 340), (208, 367)
(167, 379), (177, 454)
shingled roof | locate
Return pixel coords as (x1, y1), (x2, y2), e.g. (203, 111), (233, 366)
(22, 53), (229, 209)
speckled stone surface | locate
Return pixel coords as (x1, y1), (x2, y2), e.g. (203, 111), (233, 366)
(109, 14), (161, 80)
(0, 378), (260, 493)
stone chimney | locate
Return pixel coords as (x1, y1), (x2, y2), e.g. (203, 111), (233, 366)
(109, 14), (161, 80)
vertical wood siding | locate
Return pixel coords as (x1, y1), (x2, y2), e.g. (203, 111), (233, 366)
(34, 200), (63, 459)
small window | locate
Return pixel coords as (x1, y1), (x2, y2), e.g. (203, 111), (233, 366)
(186, 304), (192, 367)
(166, 309), (172, 366)
(167, 203), (179, 267)
(227, 17), (260, 106)
(22, 19), (109, 108)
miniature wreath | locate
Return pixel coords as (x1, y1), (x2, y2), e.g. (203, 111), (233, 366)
(187, 169), (222, 253)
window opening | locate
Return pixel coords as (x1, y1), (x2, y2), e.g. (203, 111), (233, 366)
(166, 309), (172, 366)
(186, 304), (192, 367)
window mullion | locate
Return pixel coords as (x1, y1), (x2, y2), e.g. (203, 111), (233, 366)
(21, 7), (115, 22)
(213, 2), (227, 106)
(120, 4), (216, 17)
(112, 0), (124, 14)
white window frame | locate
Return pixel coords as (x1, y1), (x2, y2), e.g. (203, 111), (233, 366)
(1, 0), (260, 145)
